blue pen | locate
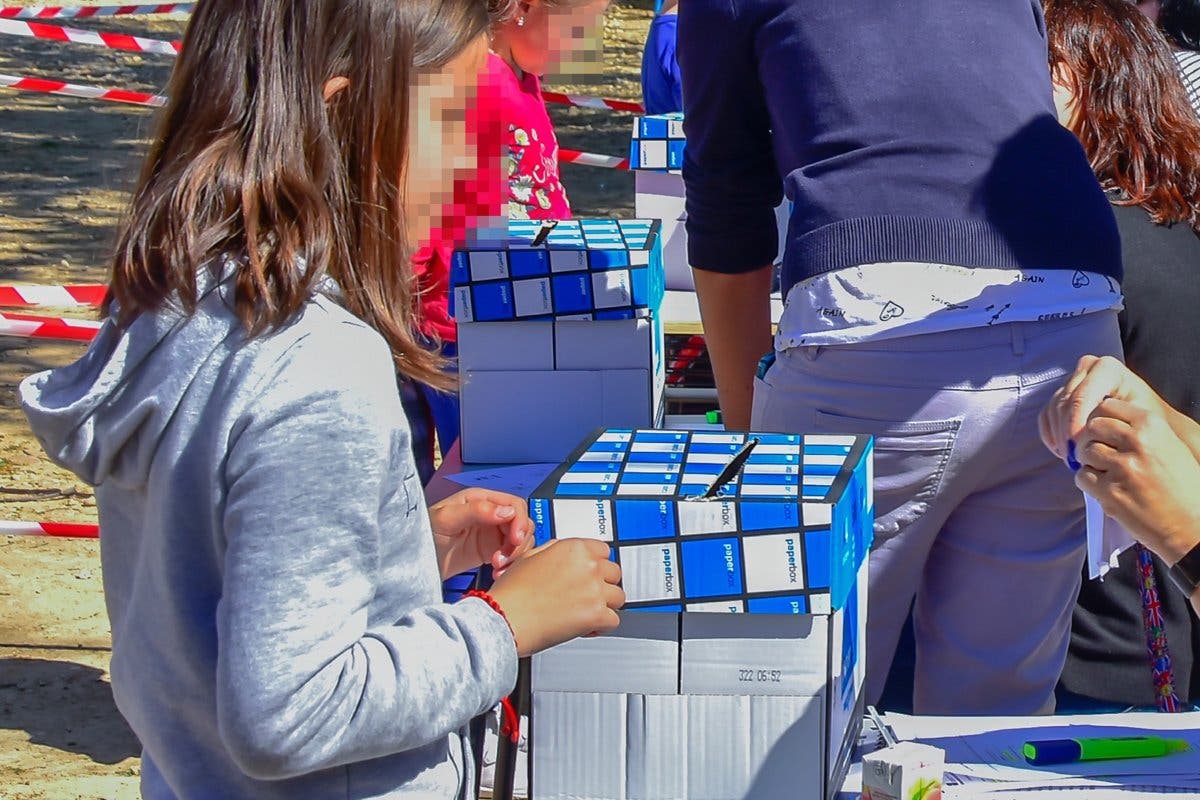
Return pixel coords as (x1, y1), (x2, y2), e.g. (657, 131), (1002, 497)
(1066, 439), (1082, 472)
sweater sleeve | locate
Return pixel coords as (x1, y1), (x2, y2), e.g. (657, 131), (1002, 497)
(213, 319), (517, 781)
(678, 0), (783, 273)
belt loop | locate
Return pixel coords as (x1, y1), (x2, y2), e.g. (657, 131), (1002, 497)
(1011, 323), (1026, 357)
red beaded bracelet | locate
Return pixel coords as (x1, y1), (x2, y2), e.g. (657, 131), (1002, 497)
(464, 589), (517, 651)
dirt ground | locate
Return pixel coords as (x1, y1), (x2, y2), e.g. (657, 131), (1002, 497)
(0, 3), (651, 797)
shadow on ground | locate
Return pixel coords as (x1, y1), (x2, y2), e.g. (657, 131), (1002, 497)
(0, 657), (139, 765)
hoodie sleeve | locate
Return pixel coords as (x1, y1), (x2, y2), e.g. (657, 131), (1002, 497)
(213, 318), (517, 781)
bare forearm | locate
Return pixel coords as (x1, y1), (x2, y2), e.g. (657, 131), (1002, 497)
(1167, 405), (1200, 463)
(692, 265), (774, 431)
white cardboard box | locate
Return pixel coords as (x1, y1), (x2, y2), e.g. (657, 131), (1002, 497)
(459, 368), (662, 464)
(456, 320), (554, 372)
(532, 612), (679, 694)
(457, 315), (665, 464)
(531, 692), (827, 800)
(626, 694), (688, 800)
(533, 692), (628, 800)
(680, 612), (831, 697)
(633, 171), (790, 292)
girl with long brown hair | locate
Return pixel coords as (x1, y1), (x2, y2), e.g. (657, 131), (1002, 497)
(19, 1), (624, 796)
(1046, 0), (1200, 711)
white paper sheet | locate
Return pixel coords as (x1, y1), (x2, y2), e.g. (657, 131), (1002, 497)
(1086, 494), (1136, 580)
(443, 462), (559, 498)
(883, 711), (1200, 785)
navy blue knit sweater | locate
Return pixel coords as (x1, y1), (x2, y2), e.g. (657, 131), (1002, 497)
(678, 0), (1123, 296)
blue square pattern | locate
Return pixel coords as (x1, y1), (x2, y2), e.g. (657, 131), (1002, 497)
(629, 113), (686, 174)
(450, 219), (664, 322)
(528, 429), (874, 614)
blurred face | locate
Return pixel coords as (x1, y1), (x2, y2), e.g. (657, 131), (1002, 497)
(405, 34), (490, 250)
(506, 0), (610, 78)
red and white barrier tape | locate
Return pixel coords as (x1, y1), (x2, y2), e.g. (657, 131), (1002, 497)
(0, 311), (101, 342)
(1, 3), (192, 19)
(541, 90), (644, 114)
(0, 283), (106, 308)
(0, 17), (180, 55)
(1, 520), (99, 538)
(0, 72), (165, 106)
(558, 149), (629, 170)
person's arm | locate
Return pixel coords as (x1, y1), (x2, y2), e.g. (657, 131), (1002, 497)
(693, 266), (774, 429)
(213, 327), (624, 781)
(678, 0), (782, 429)
(215, 331), (519, 780)
(1047, 361), (1200, 615)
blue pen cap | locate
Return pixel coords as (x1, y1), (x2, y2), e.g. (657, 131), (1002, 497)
(1023, 738), (1082, 766)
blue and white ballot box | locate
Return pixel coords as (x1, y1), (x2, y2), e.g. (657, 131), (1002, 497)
(528, 429), (874, 800)
(630, 113), (790, 292)
(452, 221), (667, 464)
(450, 218), (665, 322)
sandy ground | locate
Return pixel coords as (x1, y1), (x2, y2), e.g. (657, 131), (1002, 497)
(0, 3), (651, 797)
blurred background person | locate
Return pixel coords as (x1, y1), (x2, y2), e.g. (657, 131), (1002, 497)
(1047, 0), (1200, 711)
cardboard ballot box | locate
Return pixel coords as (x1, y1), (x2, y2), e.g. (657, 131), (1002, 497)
(453, 220), (667, 464)
(450, 218), (665, 322)
(527, 428), (874, 800)
(456, 316), (666, 464)
(630, 114), (790, 292)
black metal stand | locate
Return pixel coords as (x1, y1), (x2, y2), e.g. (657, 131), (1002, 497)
(491, 657), (530, 800)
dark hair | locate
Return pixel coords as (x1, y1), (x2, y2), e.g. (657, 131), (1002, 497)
(1046, 0), (1200, 231)
(110, 0), (488, 388)
(1161, 0), (1200, 49)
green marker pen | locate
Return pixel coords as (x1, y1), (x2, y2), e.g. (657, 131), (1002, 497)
(1023, 736), (1189, 766)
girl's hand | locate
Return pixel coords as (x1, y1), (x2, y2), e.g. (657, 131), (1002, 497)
(488, 538), (624, 657)
(428, 489), (534, 580)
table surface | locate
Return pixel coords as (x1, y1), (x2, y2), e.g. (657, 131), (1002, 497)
(660, 289), (784, 335)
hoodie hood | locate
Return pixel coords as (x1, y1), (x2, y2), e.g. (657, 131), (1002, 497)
(20, 270), (245, 488)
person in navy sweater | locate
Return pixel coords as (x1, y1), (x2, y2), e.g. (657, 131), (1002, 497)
(679, 1), (1124, 714)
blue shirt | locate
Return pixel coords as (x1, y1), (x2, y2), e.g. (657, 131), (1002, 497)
(678, 0), (1123, 297)
(641, 12), (683, 115)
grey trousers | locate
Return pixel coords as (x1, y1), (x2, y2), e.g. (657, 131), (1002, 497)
(752, 311), (1123, 715)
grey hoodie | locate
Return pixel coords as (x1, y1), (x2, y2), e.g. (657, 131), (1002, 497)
(20, 270), (517, 799)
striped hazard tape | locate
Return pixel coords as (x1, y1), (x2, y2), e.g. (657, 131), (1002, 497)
(1, 3), (193, 19)
(0, 72), (166, 106)
(558, 148), (629, 170)
(0, 311), (102, 342)
(0, 283), (107, 307)
(0, 16), (181, 55)
(1, 520), (99, 538)
(541, 90), (644, 114)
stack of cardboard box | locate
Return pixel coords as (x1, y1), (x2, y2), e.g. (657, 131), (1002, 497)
(526, 429), (875, 800)
(630, 113), (792, 292)
(450, 220), (667, 463)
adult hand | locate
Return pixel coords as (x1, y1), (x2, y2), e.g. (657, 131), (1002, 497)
(1039, 355), (1164, 461)
(1072, 395), (1200, 566)
(428, 489), (534, 580)
(488, 538), (624, 657)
